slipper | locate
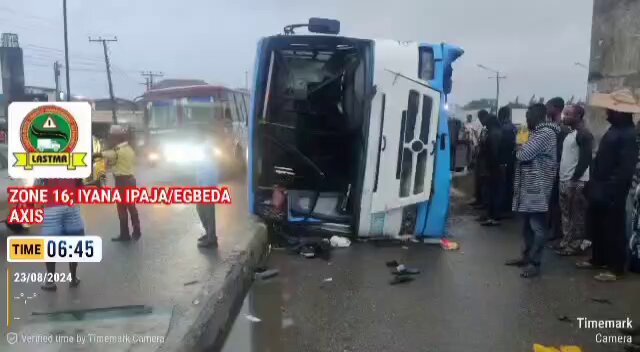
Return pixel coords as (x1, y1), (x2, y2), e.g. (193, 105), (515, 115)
(594, 272), (619, 282)
(520, 265), (540, 278)
(575, 260), (596, 269)
(505, 258), (528, 267)
(555, 248), (578, 256)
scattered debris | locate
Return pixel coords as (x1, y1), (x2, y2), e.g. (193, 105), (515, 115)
(533, 344), (582, 352)
(389, 275), (415, 285)
(392, 265), (420, 276)
(330, 235), (351, 248)
(441, 239), (460, 251)
(401, 246), (409, 250)
(386, 260), (399, 268)
(422, 238), (442, 245)
(255, 269), (280, 281)
(254, 266), (268, 273)
(323, 277), (333, 282)
(590, 297), (612, 305)
(245, 314), (262, 323)
(557, 315), (572, 323)
(183, 280), (199, 286)
(192, 299), (200, 305)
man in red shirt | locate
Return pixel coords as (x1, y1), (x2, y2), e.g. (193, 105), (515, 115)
(40, 178), (85, 291)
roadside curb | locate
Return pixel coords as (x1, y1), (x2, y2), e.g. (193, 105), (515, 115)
(156, 218), (268, 352)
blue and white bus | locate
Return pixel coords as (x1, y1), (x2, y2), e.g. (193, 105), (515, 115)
(248, 19), (463, 238)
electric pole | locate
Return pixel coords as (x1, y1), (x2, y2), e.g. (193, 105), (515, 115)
(477, 64), (506, 113)
(245, 70), (249, 91)
(62, 0), (71, 101)
(140, 71), (163, 91)
(53, 61), (61, 101)
(89, 36), (118, 124)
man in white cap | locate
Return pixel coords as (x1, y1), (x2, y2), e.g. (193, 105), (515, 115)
(576, 89), (640, 282)
(94, 124), (141, 241)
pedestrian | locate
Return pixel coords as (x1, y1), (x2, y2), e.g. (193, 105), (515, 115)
(470, 109), (489, 208)
(576, 89), (639, 282)
(195, 136), (219, 248)
(545, 97), (569, 245)
(40, 178), (84, 291)
(462, 114), (479, 170)
(448, 116), (462, 171)
(506, 103), (559, 278)
(94, 125), (141, 242)
(498, 106), (517, 216)
(0, 129), (6, 143)
(555, 104), (593, 256)
(479, 113), (503, 226)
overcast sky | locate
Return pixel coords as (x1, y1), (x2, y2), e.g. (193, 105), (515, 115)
(1, 0), (593, 105)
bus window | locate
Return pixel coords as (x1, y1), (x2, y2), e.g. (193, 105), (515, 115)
(418, 47), (435, 81)
(237, 93), (248, 122)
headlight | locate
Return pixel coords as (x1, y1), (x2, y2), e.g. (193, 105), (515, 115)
(213, 147), (222, 157)
(148, 152), (160, 162)
(162, 144), (206, 162)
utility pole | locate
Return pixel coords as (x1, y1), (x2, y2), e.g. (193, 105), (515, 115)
(53, 61), (61, 101)
(62, 0), (71, 101)
(245, 70), (249, 91)
(89, 36), (118, 124)
(477, 64), (506, 113)
(140, 71), (163, 91)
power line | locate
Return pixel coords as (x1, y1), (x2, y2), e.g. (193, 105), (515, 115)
(140, 71), (163, 90)
(89, 36), (118, 124)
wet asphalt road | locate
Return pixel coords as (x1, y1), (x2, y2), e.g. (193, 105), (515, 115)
(1, 162), (248, 337)
(222, 201), (640, 352)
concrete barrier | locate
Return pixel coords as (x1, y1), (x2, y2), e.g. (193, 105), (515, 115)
(156, 218), (268, 352)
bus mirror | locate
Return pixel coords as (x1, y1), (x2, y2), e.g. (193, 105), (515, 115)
(308, 18), (340, 35)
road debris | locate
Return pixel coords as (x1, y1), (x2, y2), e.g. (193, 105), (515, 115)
(330, 235), (351, 248)
(441, 239), (460, 251)
(183, 280), (199, 286)
(392, 264), (420, 275)
(255, 269), (280, 280)
(557, 315), (572, 323)
(533, 344), (582, 352)
(590, 297), (612, 305)
(323, 277), (333, 282)
(389, 275), (414, 285)
(245, 314), (262, 323)
(282, 317), (295, 328)
(386, 260), (399, 267)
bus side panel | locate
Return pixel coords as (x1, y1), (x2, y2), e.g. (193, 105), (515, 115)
(248, 39), (268, 214)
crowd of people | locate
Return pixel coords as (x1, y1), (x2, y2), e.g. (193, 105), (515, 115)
(465, 89), (640, 281)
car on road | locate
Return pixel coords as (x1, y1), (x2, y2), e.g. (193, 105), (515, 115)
(0, 144), (35, 233)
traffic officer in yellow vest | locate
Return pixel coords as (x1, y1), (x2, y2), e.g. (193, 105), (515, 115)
(94, 125), (141, 241)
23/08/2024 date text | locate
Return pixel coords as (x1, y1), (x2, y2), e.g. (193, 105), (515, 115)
(13, 272), (72, 283)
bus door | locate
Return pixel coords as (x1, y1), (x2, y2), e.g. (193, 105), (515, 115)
(370, 70), (442, 213)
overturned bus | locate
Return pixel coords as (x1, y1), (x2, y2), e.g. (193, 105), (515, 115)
(248, 19), (463, 239)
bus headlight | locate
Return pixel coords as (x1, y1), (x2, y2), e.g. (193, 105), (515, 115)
(148, 152), (160, 162)
(162, 144), (207, 162)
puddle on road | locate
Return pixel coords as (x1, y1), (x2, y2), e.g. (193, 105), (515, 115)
(220, 278), (289, 352)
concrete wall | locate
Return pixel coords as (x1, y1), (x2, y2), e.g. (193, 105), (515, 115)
(587, 0), (640, 145)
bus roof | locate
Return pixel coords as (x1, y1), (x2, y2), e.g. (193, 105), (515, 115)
(142, 85), (247, 102)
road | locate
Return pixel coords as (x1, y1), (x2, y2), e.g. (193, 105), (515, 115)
(221, 198), (640, 352)
(1, 162), (249, 350)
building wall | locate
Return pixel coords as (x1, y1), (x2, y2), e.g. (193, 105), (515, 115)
(587, 0), (640, 144)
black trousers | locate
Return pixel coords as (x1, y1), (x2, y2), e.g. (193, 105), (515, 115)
(115, 175), (140, 237)
(589, 200), (627, 274)
(486, 166), (505, 219)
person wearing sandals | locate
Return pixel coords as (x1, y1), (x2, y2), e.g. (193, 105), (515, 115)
(556, 105), (593, 256)
(40, 178), (85, 291)
(576, 89), (640, 282)
(506, 104), (559, 278)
